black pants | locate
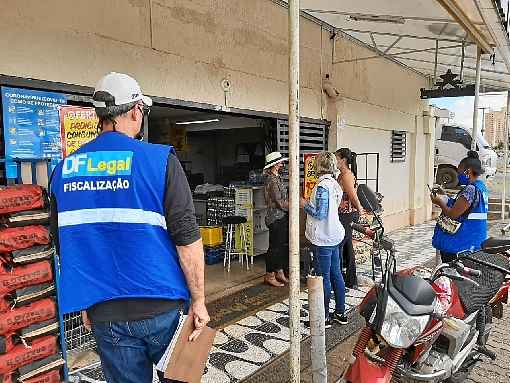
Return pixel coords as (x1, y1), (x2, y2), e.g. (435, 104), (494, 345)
(440, 251), (457, 263)
(266, 216), (289, 273)
(339, 212), (358, 288)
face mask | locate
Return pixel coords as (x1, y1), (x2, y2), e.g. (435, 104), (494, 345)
(458, 172), (470, 185)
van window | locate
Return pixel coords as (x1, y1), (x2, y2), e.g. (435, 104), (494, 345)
(441, 126), (472, 149)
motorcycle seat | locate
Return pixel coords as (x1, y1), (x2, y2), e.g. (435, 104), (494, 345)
(481, 237), (510, 254)
(389, 275), (436, 316)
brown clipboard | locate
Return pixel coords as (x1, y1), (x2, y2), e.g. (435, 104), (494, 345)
(164, 315), (217, 382)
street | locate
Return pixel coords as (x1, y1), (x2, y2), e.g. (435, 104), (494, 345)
(467, 306), (510, 383)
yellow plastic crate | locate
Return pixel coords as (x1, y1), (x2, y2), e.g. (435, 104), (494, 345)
(200, 226), (223, 247)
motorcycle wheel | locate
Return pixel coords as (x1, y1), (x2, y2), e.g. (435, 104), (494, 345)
(445, 364), (475, 383)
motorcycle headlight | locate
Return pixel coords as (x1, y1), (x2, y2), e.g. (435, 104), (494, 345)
(380, 296), (430, 348)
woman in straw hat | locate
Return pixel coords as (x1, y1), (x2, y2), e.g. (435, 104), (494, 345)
(263, 152), (290, 287)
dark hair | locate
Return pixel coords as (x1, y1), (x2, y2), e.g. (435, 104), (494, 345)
(335, 148), (358, 178)
(459, 150), (482, 176)
(95, 101), (138, 131)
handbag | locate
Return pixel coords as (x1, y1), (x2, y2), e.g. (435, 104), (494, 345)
(436, 186), (481, 235)
(436, 214), (462, 235)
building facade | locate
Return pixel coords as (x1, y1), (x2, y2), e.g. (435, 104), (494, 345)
(0, 0), (436, 230)
(484, 108), (507, 147)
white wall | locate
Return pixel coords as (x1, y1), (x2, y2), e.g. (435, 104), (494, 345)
(0, 0), (434, 228)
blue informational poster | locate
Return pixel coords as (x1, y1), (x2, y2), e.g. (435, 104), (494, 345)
(1, 87), (67, 179)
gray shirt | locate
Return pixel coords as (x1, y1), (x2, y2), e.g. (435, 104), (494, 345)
(264, 173), (288, 226)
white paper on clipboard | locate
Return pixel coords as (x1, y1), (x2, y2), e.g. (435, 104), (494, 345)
(156, 313), (187, 372)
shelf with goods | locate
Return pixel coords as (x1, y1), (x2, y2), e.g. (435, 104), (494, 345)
(234, 187), (269, 258)
(0, 184), (65, 383)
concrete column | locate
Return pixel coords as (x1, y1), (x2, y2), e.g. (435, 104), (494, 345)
(423, 108), (437, 220)
(326, 97), (346, 151)
(409, 107), (436, 225)
(287, 1), (301, 381)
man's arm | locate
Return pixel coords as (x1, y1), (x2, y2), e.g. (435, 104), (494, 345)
(164, 153), (209, 340)
(176, 240), (209, 340)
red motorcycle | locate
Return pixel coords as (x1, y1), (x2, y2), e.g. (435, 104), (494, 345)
(341, 185), (510, 383)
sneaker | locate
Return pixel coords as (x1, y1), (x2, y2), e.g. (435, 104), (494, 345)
(304, 319), (333, 329)
(333, 312), (348, 325)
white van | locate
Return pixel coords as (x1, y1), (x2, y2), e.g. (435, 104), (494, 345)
(435, 124), (497, 188)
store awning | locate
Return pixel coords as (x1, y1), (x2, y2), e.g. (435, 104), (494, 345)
(278, 0), (510, 91)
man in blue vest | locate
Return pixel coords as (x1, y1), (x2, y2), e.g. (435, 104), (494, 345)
(50, 72), (209, 382)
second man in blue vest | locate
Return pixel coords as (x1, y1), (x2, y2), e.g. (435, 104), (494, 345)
(50, 72), (209, 383)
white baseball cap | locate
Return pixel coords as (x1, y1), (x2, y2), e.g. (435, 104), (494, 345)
(92, 72), (152, 108)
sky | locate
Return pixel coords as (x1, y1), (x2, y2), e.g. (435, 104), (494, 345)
(431, 93), (508, 130)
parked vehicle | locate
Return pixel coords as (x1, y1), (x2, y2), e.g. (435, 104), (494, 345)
(435, 124), (497, 188)
(341, 185), (510, 383)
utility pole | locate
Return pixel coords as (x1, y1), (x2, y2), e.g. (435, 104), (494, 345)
(502, 91), (510, 220)
(288, 0), (301, 381)
(479, 107), (488, 136)
(472, 47), (482, 150)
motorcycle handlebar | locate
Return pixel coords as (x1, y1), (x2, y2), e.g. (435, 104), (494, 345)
(455, 262), (482, 278)
(351, 223), (374, 238)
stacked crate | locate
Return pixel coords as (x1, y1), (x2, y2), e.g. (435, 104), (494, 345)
(0, 185), (64, 383)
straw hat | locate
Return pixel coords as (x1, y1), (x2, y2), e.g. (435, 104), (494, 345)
(264, 152), (288, 170)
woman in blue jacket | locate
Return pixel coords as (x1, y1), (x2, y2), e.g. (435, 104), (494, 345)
(301, 152), (347, 327)
(431, 151), (489, 263)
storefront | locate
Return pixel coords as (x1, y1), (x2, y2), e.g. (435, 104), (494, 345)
(147, 103), (328, 300)
(0, 75), (331, 301)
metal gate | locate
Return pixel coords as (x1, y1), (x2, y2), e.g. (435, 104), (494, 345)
(276, 120), (328, 179)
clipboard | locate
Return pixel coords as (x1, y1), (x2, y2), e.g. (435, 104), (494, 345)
(157, 314), (216, 383)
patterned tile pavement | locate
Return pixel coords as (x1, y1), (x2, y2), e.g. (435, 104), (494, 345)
(201, 221), (438, 383)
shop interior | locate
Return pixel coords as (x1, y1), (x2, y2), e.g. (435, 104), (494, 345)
(148, 106), (277, 300)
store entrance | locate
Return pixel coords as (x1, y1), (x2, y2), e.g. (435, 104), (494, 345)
(149, 105), (275, 301)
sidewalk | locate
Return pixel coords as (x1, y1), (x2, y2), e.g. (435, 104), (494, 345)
(202, 221), (437, 382)
(299, 220), (509, 383)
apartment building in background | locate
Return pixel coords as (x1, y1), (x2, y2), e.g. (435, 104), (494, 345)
(484, 108), (507, 147)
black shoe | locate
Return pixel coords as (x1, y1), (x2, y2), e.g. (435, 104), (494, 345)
(333, 312), (348, 325)
(304, 320), (332, 329)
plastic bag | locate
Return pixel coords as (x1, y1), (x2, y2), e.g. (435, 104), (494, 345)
(0, 298), (56, 335)
(0, 261), (53, 296)
(0, 227), (50, 253)
(0, 186), (47, 216)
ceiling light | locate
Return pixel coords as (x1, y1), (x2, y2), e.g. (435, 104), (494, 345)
(175, 119), (220, 125)
(349, 14), (406, 24)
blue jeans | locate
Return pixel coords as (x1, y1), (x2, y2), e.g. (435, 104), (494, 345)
(91, 307), (183, 383)
(312, 244), (346, 319)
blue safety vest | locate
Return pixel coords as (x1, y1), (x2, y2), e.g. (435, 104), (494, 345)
(51, 132), (190, 314)
(432, 180), (488, 255)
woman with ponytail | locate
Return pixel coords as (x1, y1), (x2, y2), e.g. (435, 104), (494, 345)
(335, 148), (364, 289)
(431, 150), (489, 262)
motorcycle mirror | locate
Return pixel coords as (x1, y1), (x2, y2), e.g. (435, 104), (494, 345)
(357, 184), (383, 214)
